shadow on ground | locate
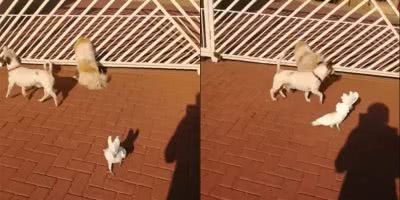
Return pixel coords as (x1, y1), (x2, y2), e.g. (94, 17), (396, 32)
(53, 64), (77, 106)
(165, 93), (200, 200)
(335, 103), (399, 200)
(320, 73), (342, 93)
(121, 128), (139, 156)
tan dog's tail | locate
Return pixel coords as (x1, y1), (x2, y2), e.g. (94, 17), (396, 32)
(44, 61), (53, 73)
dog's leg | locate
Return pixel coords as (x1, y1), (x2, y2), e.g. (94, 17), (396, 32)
(279, 88), (286, 98)
(5, 82), (15, 98)
(311, 89), (324, 104)
(38, 90), (49, 102)
(336, 124), (340, 131)
(304, 91), (311, 102)
(270, 88), (277, 101)
(21, 87), (27, 98)
(48, 89), (58, 107)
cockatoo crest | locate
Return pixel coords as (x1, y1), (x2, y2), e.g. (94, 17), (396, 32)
(341, 91), (359, 107)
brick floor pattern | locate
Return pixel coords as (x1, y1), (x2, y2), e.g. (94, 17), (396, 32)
(0, 66), (199, 200)
(201, 61), (399, 200)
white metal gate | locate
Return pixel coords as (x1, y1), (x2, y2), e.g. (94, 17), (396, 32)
(201, 0), (400, 78)
(0, 0), (200, 71)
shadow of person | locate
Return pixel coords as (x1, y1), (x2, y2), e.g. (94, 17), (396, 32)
(164, 93), (200, 200)
(335, 103), (399, 200)
(120, 128), (139, 156)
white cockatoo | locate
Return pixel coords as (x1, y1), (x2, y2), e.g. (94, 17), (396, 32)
(103, 136), (127, 175)
(312, 91), (359, 131)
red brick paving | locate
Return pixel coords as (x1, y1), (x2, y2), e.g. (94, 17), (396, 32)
(201, 60), (399, 200)
(0, 66), (199, 200)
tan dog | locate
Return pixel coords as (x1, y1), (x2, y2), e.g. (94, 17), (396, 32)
(74, 36), (108, 90)
(294, 40), (323, 72)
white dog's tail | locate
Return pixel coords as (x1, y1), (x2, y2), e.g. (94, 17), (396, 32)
(276, 51), (286, 72)
(43, 61), (53, 73)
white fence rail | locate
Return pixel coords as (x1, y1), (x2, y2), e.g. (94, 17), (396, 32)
(201, 0), (400, 78)
(0, 0), (200, 72)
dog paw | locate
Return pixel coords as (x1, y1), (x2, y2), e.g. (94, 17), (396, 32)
(106, 170), (115, 176)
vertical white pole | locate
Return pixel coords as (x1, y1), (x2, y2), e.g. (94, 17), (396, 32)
(204, 0), (218, 61)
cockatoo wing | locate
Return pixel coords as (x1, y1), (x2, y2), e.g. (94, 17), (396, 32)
(118, 147), (127, 159)
(114, 136), (120, 148)
(312, 112), (338, 126)
(113, 136), (120, 154)
(349, 91), (359, 105)
(336, 103), (350, 113)
(108, 136), (120, 155)
(107, 136), (113, 148)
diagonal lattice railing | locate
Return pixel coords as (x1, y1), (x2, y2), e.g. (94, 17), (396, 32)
(201, 0), (399, 78)
(0, 0), (200, 72)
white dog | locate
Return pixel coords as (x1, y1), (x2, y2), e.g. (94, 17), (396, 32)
(270, 61), (334, 103)
(1, 47), (58, 107)
(312, 91), (359, 130)
(74, 36), (108, 90)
